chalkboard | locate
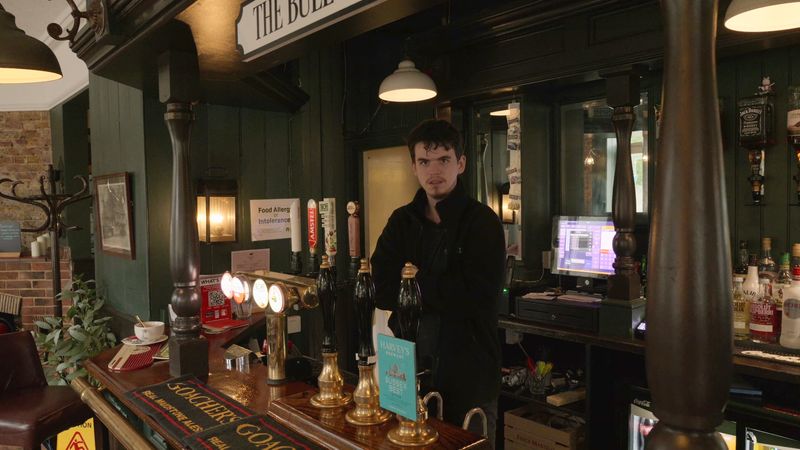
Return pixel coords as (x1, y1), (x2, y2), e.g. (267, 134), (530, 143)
(0, 221), (21, 257)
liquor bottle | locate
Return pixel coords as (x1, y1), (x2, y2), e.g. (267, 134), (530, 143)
(396, 262), (422, 343)
(732, 276), (749, 340)
(317, 255), (337, 353)
(743, 254), (760, 304)
(734, 240), (749, 275)
(776, 253), (791, 335)
(789, 86), (800, 202)
(738, 79), (774, 203)
(353, 258), (376, 363)
(780, 244), (800, 349)
(758, 237), (778, 282)
(750, 278), (777, 343)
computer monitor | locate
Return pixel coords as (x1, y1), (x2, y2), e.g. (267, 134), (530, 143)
(551, 215), (616, 278)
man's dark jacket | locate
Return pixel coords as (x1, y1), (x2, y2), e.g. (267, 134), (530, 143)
(371, 179), (505, 425)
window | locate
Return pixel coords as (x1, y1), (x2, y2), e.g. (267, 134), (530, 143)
(560, 93), (649, 215)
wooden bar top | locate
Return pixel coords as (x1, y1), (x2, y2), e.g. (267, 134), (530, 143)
(85, 312), (489, 449)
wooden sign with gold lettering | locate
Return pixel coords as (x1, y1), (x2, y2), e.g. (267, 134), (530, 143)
(183, 415), (325, 450)
(127, 376), (256, 441)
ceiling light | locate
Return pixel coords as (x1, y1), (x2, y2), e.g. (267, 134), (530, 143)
(378, 59), (437, 102)
(0, 4), (62, 84)
(724, 0), (800, 32)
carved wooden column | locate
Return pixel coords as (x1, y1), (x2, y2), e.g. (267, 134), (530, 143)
(160, 48), (209, 378)
(599, 66), (647, 336)
(646, 1), (731, 448)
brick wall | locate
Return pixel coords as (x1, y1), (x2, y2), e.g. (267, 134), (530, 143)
(0, 252), (73, 330)
(0, 111), (76, 329)
(0, 111), (53, 249)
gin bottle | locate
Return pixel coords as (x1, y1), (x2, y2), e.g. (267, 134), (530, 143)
(780, 244), (800, 349)
(732, 276), (749, 340)
(758, 237), (778, 282)
(750, 278), (777, 343)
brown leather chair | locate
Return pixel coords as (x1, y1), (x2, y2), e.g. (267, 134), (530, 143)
(0, 331), (91, 450)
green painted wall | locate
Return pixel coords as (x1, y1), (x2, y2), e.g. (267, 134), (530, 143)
(88, 73), (150, 319)
(50, 91), (93, 276)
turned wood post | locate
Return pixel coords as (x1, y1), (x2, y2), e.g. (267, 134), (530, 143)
(646, 1), (732, 448)
(603, 65), (646, 301)
(159, 39), (209, 378)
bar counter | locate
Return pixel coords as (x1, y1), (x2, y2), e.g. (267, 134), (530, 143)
(83, 312), (490, 449)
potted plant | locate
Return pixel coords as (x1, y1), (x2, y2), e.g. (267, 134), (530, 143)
(34, 278), (117, 385)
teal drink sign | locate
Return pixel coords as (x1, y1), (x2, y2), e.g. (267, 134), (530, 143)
(377, 334), (417, 421)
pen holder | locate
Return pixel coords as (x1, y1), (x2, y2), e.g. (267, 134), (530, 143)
(529, 372), (552, 396)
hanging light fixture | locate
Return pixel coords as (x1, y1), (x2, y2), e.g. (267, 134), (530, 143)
(378, 58), (437, 102)
(724, 0), (800, 32)
(0, 4), (62, 84)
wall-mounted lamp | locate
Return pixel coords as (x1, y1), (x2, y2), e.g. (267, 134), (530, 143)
(197, 180), (237, 243)
(724, 0), (800, 32)
(490, 109), (511, 117)
(499, 182), (516, 224)
(0, 4), (62, 84)
(378, 58), (437, 102)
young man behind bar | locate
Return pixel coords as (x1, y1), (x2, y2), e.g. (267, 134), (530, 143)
(372, 119), (505, 445)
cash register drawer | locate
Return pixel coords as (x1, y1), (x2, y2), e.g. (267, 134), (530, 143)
(515, 297), (600, 333)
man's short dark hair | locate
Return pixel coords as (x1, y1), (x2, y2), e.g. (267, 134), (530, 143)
(407, 119), (463, 161)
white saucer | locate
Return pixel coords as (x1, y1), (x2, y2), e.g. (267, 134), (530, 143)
(121, 334), (168, 346)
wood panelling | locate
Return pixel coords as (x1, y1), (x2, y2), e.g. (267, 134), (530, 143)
(89, 73), (151, 319)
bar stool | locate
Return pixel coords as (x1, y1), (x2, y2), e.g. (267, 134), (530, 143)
(0, 331), (92, 450)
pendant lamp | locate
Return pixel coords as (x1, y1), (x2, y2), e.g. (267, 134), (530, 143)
(0, 4), (62, 84)
(724, 0), (800, 32)
(378, 58), (437, 102)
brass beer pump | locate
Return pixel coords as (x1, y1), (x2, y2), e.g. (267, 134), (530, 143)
(310, 255), (353, 408)
(387, 262), (439, 446)
(345, 258), (392, 426)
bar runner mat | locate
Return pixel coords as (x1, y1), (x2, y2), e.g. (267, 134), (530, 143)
(734, 341), (800, 366)
(182, 414), (325, 450)
(125, 375), (256, 443)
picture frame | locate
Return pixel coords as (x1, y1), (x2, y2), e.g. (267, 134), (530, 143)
(93, 172), (135, 259)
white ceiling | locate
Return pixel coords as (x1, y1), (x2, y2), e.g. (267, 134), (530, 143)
(0, 0), (89, 111)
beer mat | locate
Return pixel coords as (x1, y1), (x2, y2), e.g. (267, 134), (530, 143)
(182, 415), (325, 450)
(126, 376), (256, 443)
(108, 342), (165, 371)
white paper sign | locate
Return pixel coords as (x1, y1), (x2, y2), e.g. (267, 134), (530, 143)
(237, 0), (371, 61)
(250, 199), (297, 242)
(231, 249), (271, 273)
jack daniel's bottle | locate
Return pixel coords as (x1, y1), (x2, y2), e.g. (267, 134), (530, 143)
(397, 262), (422, 343)
(738, 77), (775, 203)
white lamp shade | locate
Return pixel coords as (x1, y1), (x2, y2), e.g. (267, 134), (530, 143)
(378, 59), (437, 102)
(724, 0), (800, 32)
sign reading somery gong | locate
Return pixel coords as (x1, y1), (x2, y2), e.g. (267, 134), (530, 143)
(237, 0), (377, 61)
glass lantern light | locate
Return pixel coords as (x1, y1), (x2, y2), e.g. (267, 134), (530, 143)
(197, 180), (238, 243)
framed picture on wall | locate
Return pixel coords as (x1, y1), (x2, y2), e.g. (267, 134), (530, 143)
(93, 172), (135, 259)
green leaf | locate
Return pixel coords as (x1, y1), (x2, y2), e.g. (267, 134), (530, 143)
(68, 328), (87, 342)
(34, 320), (51, 331)
(53, 328), (61, 345)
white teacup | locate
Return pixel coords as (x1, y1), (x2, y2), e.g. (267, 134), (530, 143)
(134, 321), (164, 342)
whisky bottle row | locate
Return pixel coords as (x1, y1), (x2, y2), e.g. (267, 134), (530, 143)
(733, 240), (800, 349)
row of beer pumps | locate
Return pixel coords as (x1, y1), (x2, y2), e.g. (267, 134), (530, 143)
(220, 198), (468, 446)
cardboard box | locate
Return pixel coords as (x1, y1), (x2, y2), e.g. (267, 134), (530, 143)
(505, 404), (583, 450)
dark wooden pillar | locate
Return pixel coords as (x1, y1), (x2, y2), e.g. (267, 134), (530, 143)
(645, 1), (731, 448)
(160, 40), (209, 378)
(603, 65), (646, 301)
(599, 65), (648, 336)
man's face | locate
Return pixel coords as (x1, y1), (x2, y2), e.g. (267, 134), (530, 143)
(411, 143), (466, 200)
